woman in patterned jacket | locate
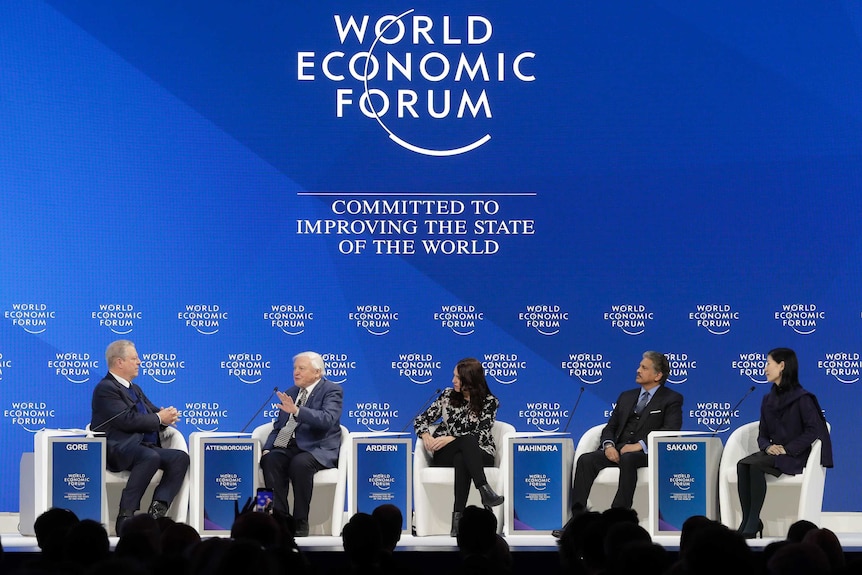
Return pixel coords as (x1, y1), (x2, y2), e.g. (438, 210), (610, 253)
(414, 357), (504, 536)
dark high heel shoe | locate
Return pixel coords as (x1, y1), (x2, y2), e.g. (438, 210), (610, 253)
(740, 519), (763, 539)
(478, 483), (504, 508)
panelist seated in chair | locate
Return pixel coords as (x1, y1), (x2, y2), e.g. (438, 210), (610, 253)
(414, 357), (505, 537)
(90, 339), (189, 535)
(260, 351), (343, 537)
(559, 351), (683, 535)
(735, 347), (833, 538)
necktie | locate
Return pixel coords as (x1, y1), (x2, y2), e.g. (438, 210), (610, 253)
(635, 390), (650, 415)
(273, 388), (308, 448)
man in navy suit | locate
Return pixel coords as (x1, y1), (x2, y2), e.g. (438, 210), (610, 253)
(260, 351), (343, 536)
(90, 340), (189, 535)
(570, 351), (683, 515)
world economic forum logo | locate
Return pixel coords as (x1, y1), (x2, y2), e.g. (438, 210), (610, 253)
(665, 352), (696, 385)
(91, 304), (141, 335)
(64, 473), (90, 490)
(141, 352), (186, 384)
(297, 10), (536, 156)
(731, 353), (768, 385)
(519, 305), (568, 336)
(322, 353), (357, 384)
(818, 352), (861, 384)
(604, 304), (653, 336)
(179, 304), (228, 335)
(220, 353), (271, 384)
(4, 303), (55, 334)
(482, 353), (525, 385)
(434, 304), (483, 335)
(48, 352), (99, 384)
(562, 353), (610, 385)
(774, 303), (824, 335)
(5, 400), (57, 433)
(349, 305), (399, 335)
(391, 353), (441, 384)
(263, 304), (314, 335)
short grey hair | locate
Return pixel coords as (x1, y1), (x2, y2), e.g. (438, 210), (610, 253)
(106, 340), (136, 367)
(294, 351), (326, 376)
(642, 351), (669, 385)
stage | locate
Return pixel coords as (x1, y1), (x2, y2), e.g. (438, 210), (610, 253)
(6, 524), (862, 554)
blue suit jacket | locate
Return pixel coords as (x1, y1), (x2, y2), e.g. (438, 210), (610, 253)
(90, 373), (166, 472)
(263, 378), (343, 468)
(601, 385), (684, 446)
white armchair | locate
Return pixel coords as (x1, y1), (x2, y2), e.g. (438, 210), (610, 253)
(572, 424), (650, 527)
(718, 421), (830, 536)
(412, 420), (515, 536)
(251, 423), (350, 536)
(86, 424), (190, 535)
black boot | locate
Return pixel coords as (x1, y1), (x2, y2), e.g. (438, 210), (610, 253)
(450, 511), (462, 537)
(147, 500), (169, 519)
(478, 484), (504, 508)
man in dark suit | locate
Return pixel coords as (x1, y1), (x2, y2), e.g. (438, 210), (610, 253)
(90, 340), (189, 535)
(570, 351), (683, 514)
(260, 351), (343, 536)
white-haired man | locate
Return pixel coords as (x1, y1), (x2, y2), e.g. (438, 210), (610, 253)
(260, 351), (343, 536)
(90, 340), (189, 535)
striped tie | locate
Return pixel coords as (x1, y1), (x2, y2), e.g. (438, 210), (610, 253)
(634, 390), (650, 415)
(273, 389), (308, 448)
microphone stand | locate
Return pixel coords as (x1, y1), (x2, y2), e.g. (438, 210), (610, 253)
(241, 387), (279, 433)
(562, 386), (585, 433)
(399, 388), (443, 433)
(712, 385), (757, 437)
(91, 406), (132, 432)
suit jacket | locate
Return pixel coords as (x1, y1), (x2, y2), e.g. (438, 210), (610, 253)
(758, 384), (833, 475)
(263, 378), (343, 468)
(601, 385), (684, 447)
(90, 373), (165, 472)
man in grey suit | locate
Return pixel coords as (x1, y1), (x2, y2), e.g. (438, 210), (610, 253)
(571, 351), (684, 512)
(260, 351), (342, 536)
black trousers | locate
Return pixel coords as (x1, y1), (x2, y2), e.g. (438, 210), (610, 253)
(431, 434), (494, 512)
(119, 444), (190, 513)
(571, 447), (647, 510)
(260, 443), (326, 520)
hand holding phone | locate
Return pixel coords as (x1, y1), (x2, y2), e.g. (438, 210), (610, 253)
(255, 488), (274, 513)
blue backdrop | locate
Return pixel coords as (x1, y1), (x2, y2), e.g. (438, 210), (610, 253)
(1, 1), (861, 513)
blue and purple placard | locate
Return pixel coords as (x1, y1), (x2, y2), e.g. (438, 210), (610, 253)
(353, 438), (411, 531)
(50, 438), (104, 522)
(656, 440), (707, 532)
(510, 439), (568, 532)
(202, 440), (257, 531)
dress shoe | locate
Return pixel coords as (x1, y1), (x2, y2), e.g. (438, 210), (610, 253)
(450, 511), (463, 537)
(739, 519), (764, 539)
(295, 519), (310, 537)
(552, 503), (586, 538)
(115, 510), (135, 537)
(147, 500), (170, 519)
(478, 484), (504, 508)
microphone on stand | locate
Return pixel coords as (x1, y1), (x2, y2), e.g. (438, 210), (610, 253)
(712, 385), (757, 437)
(399, 388), (443, 433)
(241, 387), (279, 433)
(562, 386), (586, 433)
(91, 406), (132, 432)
